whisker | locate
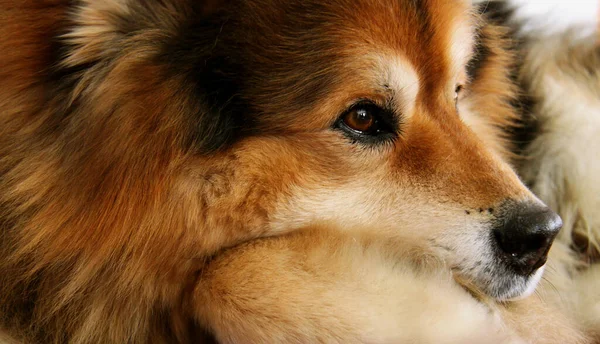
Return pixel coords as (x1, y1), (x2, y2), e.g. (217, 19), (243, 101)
(541, 276), (566, 304)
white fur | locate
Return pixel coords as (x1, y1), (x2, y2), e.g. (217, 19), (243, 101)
(449, 17), (475, 82)
(571, 265), (600, 334)
(507, 0), (597, 38)
(506, 266), (544, 301)
(385, 57), (420, 118)
(472, 0), (598, 38)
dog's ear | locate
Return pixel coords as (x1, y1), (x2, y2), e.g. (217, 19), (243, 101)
(162, 1), (253, 153)
(58, 0), (249, 153)
(60, 0), (131, 68)
(62, 0), (231, 67)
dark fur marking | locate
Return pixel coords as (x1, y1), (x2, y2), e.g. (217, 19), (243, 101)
(466, 27), (491, 82)
(160, 1), (343, 152)
(476, 1), (540, 159)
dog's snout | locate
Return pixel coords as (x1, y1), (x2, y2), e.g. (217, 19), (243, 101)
(492, 203), (562, 275)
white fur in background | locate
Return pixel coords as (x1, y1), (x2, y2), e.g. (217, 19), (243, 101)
(508, 0), (597, 31)
(474, 0), (598, 37)
(512, 6), (600, 338)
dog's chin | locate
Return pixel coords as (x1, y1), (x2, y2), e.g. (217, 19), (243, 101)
(488, 266), (546, 302)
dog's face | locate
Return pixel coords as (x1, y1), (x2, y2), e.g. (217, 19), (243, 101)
(56, 0), (561, 301)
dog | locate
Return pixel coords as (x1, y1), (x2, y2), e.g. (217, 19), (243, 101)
(0, 0), (595, 342)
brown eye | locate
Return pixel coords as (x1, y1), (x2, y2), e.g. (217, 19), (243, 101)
(335, 102), (398, 145)
(343, 107), (375, 132)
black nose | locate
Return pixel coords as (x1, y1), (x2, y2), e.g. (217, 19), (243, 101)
(492, 203), (562, 275)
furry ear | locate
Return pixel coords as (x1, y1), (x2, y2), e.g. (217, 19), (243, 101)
(61, 0), (131, 68)
(57, 0), (248, 153)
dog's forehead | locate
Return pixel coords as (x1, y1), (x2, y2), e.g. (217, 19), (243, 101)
(218, 0), (475, 126)
(320, 0), (475, 109)
(287, 0), (475, 95)
(335, 0), (475, 85)
(234, 0), (474, 62)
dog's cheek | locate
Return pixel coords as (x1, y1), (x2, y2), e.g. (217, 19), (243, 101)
(173, 135), (359, 250)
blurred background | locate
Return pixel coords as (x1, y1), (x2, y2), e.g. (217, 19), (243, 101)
(506, 0), (598, 35)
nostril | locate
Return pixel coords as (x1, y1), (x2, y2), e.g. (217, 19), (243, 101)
(493, 230), (549, 257)
(494, 229), (552, 275)
(493, 228), (522, 255)
(525, 233), (552, 254)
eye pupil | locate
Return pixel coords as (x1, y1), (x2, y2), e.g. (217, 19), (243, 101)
(343, 108), (375, 132)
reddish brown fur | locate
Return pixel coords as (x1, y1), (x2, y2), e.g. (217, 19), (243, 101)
(0, 0), (588, 343)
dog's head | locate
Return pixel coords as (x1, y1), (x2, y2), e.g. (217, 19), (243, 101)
(54, 0), (561, 301)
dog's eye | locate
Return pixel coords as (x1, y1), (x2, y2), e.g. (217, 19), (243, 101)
(454, 84), (464, 102)
(335, 102), (397, 144)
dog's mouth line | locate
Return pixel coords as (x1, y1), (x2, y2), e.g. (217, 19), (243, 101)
(451, 269), (496, 306)
(436, 240), (545, 302)
(450, 262), (536, 303)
